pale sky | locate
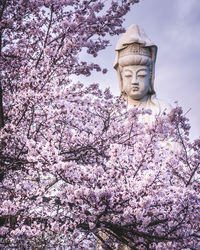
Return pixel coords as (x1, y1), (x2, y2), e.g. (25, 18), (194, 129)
(73, 0), (200, 140)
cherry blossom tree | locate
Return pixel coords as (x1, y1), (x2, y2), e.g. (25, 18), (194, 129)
(0, 0), (200, 249)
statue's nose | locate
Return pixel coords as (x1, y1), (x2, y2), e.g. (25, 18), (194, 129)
(131, 74), (139, 85)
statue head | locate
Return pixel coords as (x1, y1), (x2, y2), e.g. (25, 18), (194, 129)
(114, 24), (157, 101)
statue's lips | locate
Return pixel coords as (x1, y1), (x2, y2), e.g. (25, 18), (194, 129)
(132, 87), (139, 91)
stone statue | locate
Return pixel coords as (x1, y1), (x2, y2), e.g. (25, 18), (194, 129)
(96, 24), (173, 250)
(114, 24), (172, 123)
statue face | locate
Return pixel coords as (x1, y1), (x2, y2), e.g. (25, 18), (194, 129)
(121, 65), (150, 100)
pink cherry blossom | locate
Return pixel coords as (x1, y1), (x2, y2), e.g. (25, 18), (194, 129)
(0, 0), (199, 249)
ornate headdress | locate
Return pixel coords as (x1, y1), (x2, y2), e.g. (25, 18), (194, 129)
(114, 24), (157, 95)
(118, 43), (151, 58)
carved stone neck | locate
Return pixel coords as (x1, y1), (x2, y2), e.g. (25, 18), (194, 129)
(126, 94), (150, 108)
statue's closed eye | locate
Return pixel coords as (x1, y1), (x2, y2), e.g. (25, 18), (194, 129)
(124, 74), (132, 77)
(137, 70), (148, 77)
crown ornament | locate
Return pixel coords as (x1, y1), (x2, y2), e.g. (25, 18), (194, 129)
(118, 43), (151, 58)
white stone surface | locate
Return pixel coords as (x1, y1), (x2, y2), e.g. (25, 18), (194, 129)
(114, 24), (172, 122)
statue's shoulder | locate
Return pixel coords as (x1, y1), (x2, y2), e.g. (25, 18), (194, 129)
(151, 95), (172, 116)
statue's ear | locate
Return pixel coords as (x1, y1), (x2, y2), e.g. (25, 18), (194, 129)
(148, 86), (155, 95)
(116, 66), (124, 94)
(121, 81), (126, 93)
(119, 65), (123, 72)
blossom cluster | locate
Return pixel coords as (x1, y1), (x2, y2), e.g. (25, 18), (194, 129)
(0, 0), (199, 249)
(1, 79), (199, 248)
